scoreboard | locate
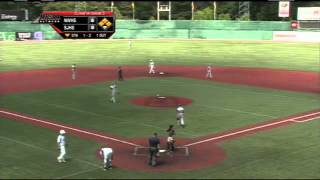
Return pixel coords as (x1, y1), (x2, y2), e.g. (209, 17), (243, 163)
(39, 11), (115, 39)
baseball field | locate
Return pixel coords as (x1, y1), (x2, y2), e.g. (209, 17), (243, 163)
(0, 39), (319, 179)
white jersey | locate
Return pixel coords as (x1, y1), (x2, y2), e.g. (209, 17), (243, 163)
(100, 148), (113, 158)
(110, 85), (117, 95)
(207, 66), (212, 72)
(57, 135), (65, 146)
(149, 61), (154, 67)
(167, 136), (174, 143)
(176, 106), (184, 113)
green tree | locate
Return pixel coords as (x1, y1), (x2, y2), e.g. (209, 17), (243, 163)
(172, 1), (192, 20)
(135, 1), (156, 20)
(216, 1), (238, 20)
(194, 7), (213, 20)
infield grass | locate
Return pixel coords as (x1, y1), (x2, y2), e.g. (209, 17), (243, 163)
(1, 77), (319, 138)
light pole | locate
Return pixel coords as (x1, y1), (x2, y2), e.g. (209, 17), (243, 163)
(191, 1), (194, 20)
(132, 1), (135, 20)
(213, 1), (217, 20)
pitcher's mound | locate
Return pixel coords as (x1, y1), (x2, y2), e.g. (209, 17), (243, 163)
(130, 96), (193, 108)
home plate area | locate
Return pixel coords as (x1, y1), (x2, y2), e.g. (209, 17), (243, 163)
(133, 146), (190, 157)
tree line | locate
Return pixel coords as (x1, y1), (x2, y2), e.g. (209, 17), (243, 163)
(0, 1), (319, 21)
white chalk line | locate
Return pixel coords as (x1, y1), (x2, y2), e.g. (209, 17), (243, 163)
(184, 111), (320, 147)
(53, 168), (100, 179)
(0, 135), (101, 179)
(0, 135), (100, 168)
(1, 108), (319, 149)
(289, 116), (320, 123)
(0, 110), (140, 147)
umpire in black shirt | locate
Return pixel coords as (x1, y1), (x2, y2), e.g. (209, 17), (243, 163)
(118, 66), (124, 81)
(148, 132), (160, 166)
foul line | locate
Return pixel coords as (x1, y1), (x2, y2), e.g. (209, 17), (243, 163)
(0, 110), (140, 147)
(184, 111), (320, 147)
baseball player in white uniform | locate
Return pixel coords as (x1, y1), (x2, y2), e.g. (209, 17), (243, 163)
(128, 40), (132, 49)
(206, 64), (213, 79)
(71, 64), (77, 80)
(109, 82), (117, 103)
(99, 146), (113, 170)
(149, 59), (155, 74)
(176, 104), (185, 128)
(57, 129), (67, 163)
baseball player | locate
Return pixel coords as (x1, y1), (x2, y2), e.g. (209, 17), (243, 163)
(57, 129), (67, 163)
(148, 59), (155, 74)
(117, 66), (124, 81)
(71, 64), (77, 80)
(206, 64), (213, 79)
(128, 40), (132, 49)
(109, 82), (117, 103)
(166, 134), (175, 153)
(99, 146), (113, 170)
(176, 104), (185, 128)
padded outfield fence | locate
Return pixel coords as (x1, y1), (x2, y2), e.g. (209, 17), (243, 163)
(0, 20), (292, 40)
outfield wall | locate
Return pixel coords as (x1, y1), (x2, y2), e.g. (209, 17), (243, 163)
(0, 20), (301, 41)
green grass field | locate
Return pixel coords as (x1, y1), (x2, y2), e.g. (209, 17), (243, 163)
(1, 40), (320, 179)
(0, 40), (319, 72)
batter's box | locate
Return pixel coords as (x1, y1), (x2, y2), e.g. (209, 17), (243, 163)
(133, 146), (190, 157)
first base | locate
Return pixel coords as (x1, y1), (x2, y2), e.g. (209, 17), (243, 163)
(159, 72), (165, 75)
(159, 149), (167, 153)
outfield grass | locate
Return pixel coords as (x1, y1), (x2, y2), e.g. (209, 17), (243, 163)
(0, 40), (319, 72)
(1, 77), (319, 138)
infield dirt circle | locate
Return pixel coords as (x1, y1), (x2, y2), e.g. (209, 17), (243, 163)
(130, 96), (193, 108)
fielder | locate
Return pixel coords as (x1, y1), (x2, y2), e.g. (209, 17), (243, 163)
(128, 40), (132, 49)
(57, 129), (67, 163)
(71, 64), (77, 80)
(206, 64), (213, 79)
(176, 104), (185, 128)
(99, 146), (113, 170)
(148, 59), (155, 74)
(109, 82), (117, 103)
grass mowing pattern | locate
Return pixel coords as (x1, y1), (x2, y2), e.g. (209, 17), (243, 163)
(1, 117), (319, 179)
(0, 40), (319, 72)
(1, 77), (319, 138)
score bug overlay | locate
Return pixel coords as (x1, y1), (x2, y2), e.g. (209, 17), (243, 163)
(39, 11), (115, 39)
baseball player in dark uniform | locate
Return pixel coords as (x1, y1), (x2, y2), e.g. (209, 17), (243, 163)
(148, 132), (160, 166)
(117, 66), (124, 81)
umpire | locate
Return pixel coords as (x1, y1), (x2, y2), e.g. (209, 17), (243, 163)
(148, 132), (160, 166)
(118, 66), (124, 81)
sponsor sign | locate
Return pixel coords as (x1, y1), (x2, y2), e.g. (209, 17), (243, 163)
(0, 10), (28, 21)
(279, 1), (290, 17)
(297, 7), (320, 21)
(273, 31), (320, 42)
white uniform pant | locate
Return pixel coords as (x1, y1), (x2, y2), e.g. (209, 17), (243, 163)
(58, 145), (66, 160)
(111, 92), (116, 103)
(180, 117), (185, 126)
(206, 71), (212, 78)
(72, 71), (76, 80)
(177, 114), (185, 126)
(149, 66), (155, 74)
(103, 152), (113, 167)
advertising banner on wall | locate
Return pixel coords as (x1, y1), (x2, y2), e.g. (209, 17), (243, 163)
(15, 32), (43, 41)
(273, 31), (320, 42)
(297, 7), (320, 20)
(0, 10), (28, 21)
(278, 1), (290, 17)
